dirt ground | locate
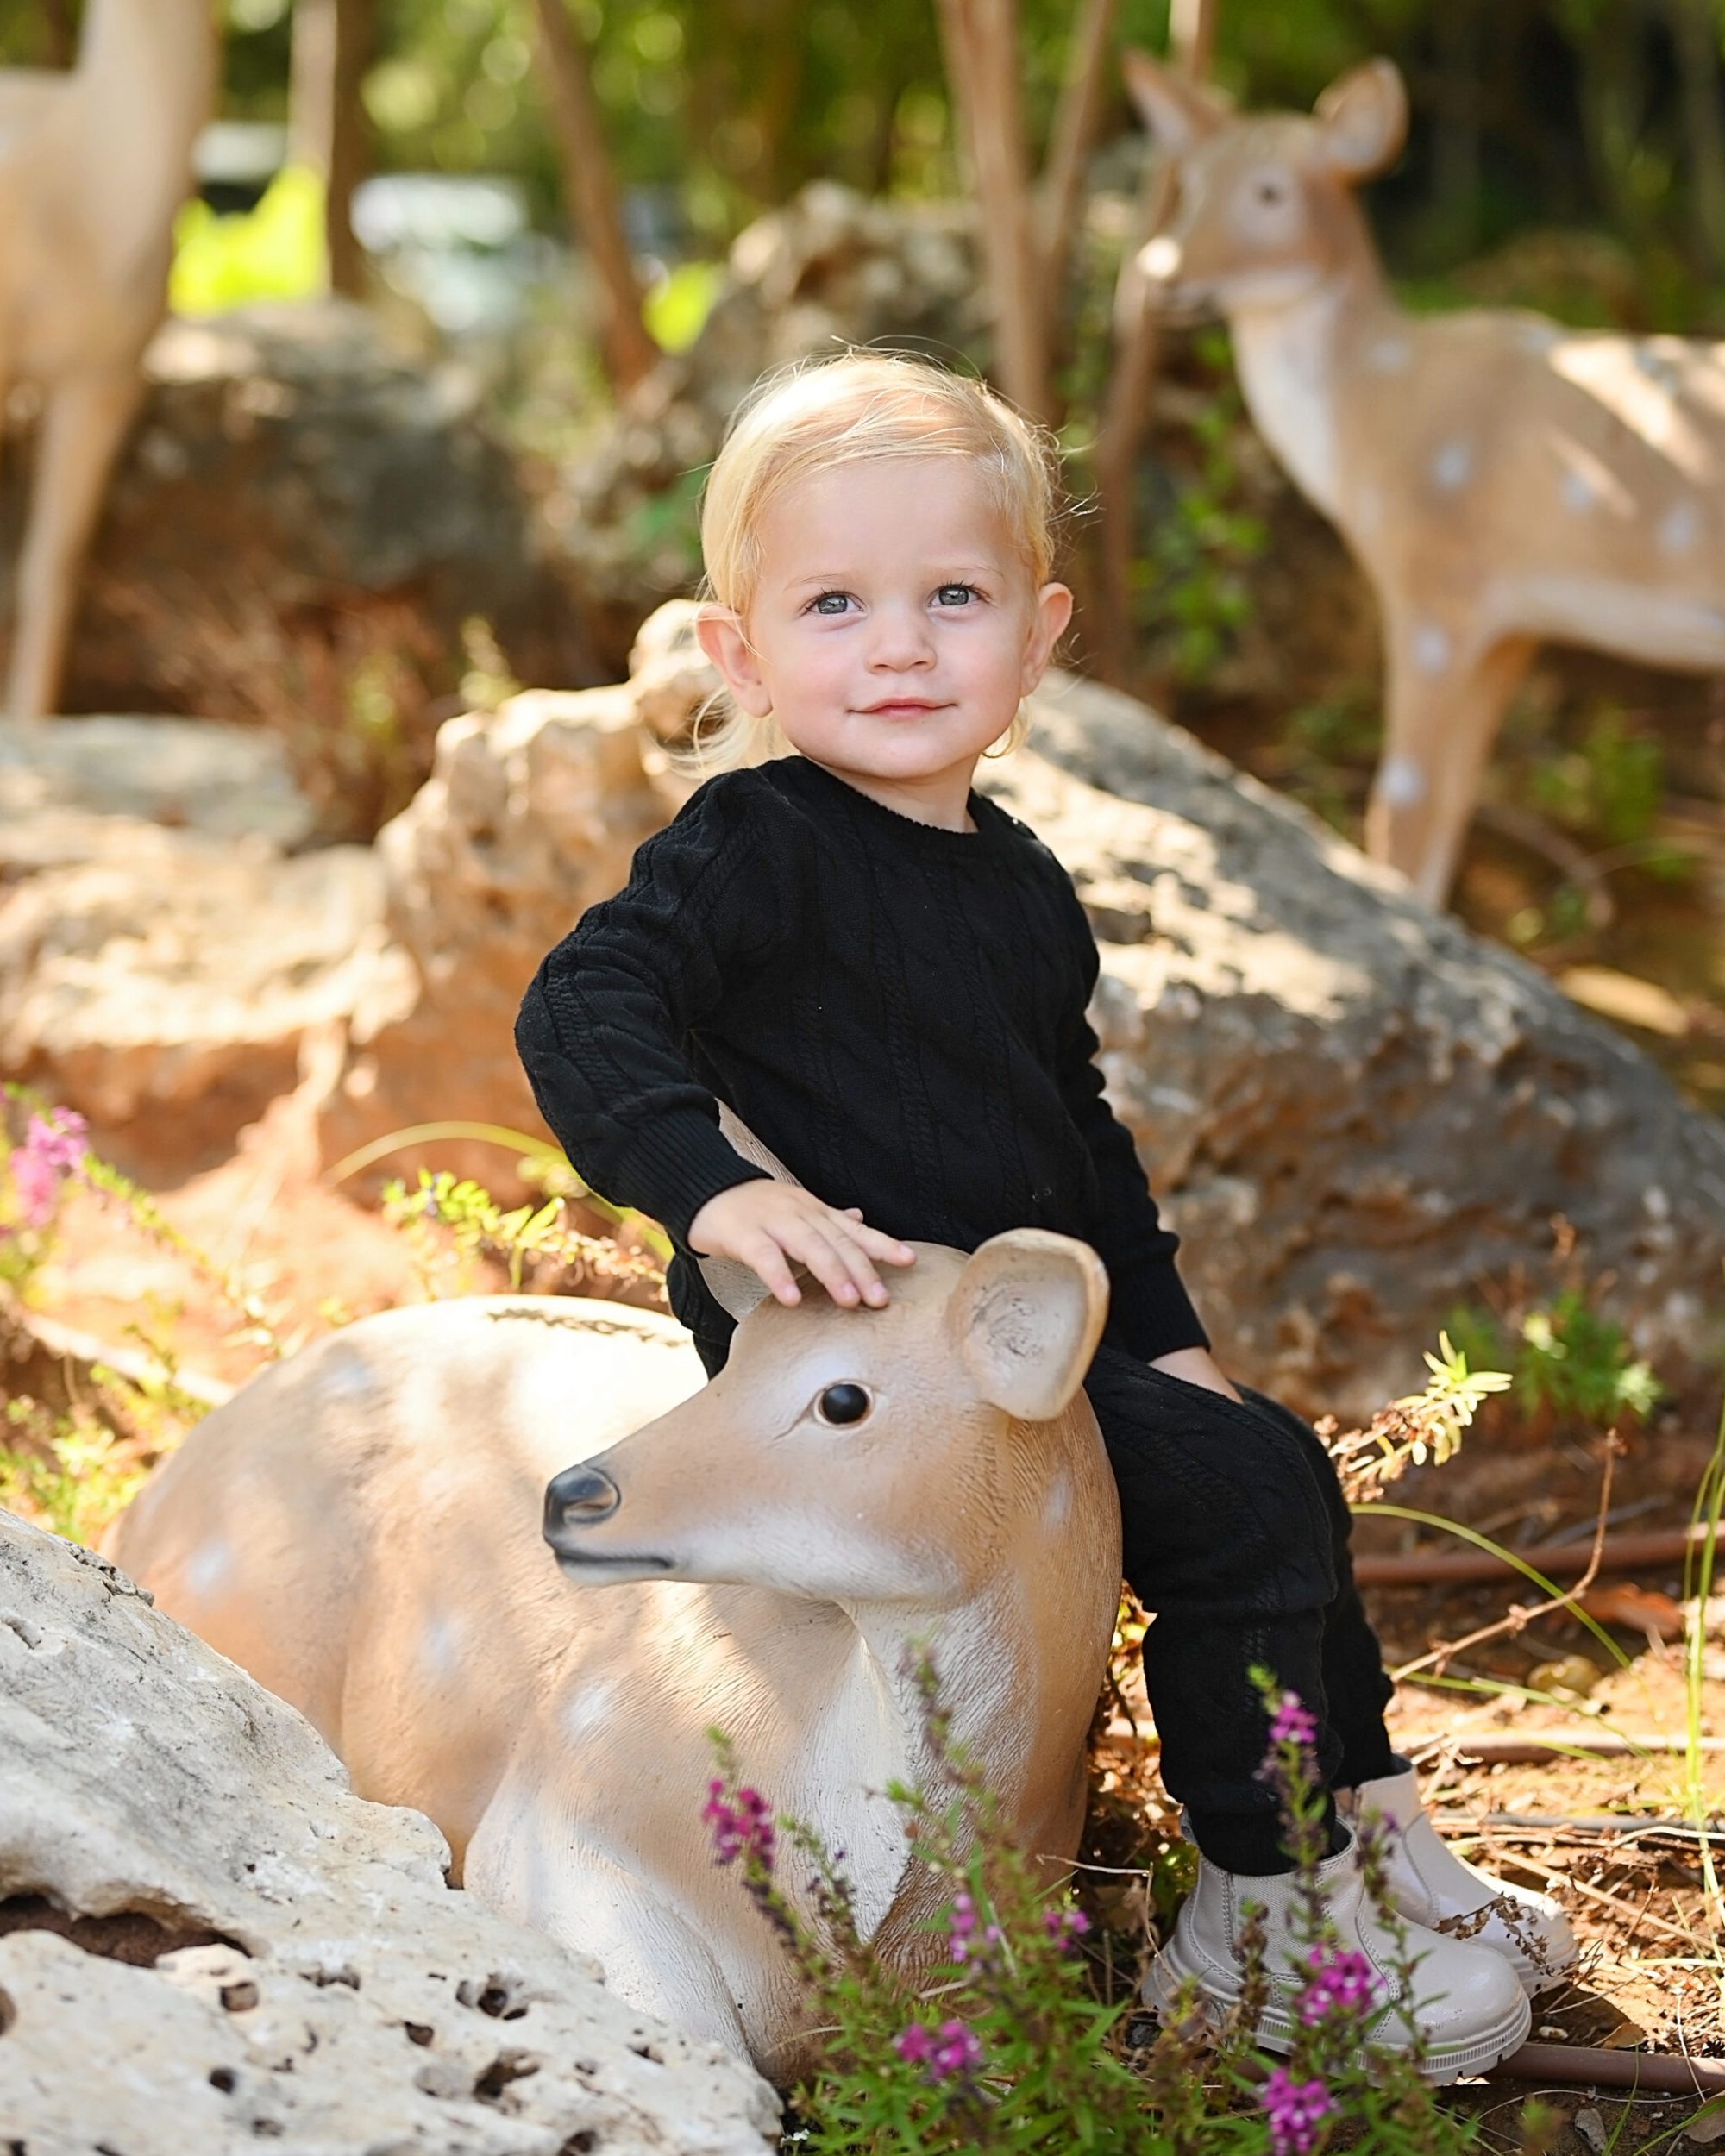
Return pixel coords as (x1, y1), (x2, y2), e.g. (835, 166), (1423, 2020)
(8, 1106), (1723, 2149)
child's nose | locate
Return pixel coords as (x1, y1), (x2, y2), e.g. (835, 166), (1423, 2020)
(868, 602), (936, 667)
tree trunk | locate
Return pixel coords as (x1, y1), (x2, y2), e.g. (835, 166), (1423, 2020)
(936, 0), (1052, 425)
(1036, 0), (1120, 293)
(290, 0), (375, 300)
(1664, 0), (1725, 277)
(531, 0), (658, 398)
(1090, 0), (1218, 686)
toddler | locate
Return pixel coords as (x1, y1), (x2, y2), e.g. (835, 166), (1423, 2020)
(516, 352), (1571, 2075)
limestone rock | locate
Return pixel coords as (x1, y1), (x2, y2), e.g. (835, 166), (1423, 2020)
(0, 718), (411, 1180)
(0, 300), (582, 743)
(315, 685), (674, 1185)
(0, 1508), (779, 2153)
(1000, 671), (1725, 1416)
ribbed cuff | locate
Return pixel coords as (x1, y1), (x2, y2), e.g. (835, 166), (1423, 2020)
(608, 1107), (771, 1244)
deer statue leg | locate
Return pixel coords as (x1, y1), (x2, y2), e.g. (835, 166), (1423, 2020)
(1366, 617), (1536, 906)
(464, 1782), (754, 2058)
(6, 365), (144, 725)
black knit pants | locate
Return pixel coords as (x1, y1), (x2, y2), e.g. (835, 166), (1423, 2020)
(1084, 1342), (1397, 1875)
(689, 1323), (1396, 1877)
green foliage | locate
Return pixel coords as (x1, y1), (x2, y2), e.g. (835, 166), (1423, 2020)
(0, 1400), (147, 1547)
(171, 166), (327, 315)
(706, 1651), (1527, 2153)
(1325, 1332), (1509, 1506)
(1446, 1294), (1662, 1426)
(1136, 348), (1269, 687)
(1524, 707), (1666, 849)
(643, 260), (726, 352)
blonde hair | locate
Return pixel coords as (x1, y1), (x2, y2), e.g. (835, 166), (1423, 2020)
(685, 351), (1063, 774)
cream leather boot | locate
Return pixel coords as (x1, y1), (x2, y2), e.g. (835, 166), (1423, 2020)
(1140, 1833), (1533, 2084)
(1346, 1758), (1578, 1996)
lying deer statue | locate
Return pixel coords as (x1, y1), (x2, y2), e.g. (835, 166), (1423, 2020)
(0, 0), (216, 724)
(1126, 51), (1725, 906)
(109, 1116), (1120, 2082)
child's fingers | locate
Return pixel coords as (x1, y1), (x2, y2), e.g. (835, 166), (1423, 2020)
(741, 1232), (803, 1307)
(791, 1224), (873, 1308)
(833, 1210), (915, 1268)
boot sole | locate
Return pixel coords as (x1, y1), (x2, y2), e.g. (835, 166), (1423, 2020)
(1141, 1940), (1533, 2087)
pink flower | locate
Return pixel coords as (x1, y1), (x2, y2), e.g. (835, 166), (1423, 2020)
(1261, 2066), (1335, 2155)
(1296, 1942), (1379, 2027)
(1042, 1904), (1091, 1947)
(700, 1779), (775, 1870)
(896, 2017), (982, 2082)
(8, 1108), (87, 1229)
(946, 1889), (1001, 1965)
(1267, 1689), (1318, 1750)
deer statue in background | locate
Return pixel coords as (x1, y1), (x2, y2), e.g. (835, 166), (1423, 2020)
(1126, 52), (1725, 906)
(0, 0), (216, 726)
(109, 1111), (1121, 2082)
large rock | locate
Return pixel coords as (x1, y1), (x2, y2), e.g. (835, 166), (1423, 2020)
(996, 673), (1725, 1416)
(0, 1508), (778, 2153)
(324, 602), (1725, 1415)
(0, 718), (411, 1180)
(0, 302), (586, 820)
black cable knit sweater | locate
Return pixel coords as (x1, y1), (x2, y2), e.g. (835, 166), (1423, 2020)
(515, 753), (1208, 1364)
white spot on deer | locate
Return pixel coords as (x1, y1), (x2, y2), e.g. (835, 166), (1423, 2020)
(318, 1346), (374, 1401)
(185, 1538), (231, 1600)
(1367, 335), (1410, 373)
(1411, 624), (1452, 675)
(562, 1679), (618, 1741)
(1518, 322), (1561, 354)
(1138, 235), (1183, 284)
(1560, 466), (1596, 514)
(1355, 484), (1383, 536)
(1659, 498), (1702, 556)
(1431, 439), (1472, 492)
(1377, 755), (1427, 807)
(422, 1610), (464, 1677)
(1043, 1473), (1071, 1532)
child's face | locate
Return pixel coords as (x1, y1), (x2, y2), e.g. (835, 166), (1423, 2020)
(698, 456), (1071, 822)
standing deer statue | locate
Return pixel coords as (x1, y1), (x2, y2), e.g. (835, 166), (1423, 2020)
(1125, 52), (1725, 906)
(0, 0), (216, 726)
(109, 1185), (1120, 2079)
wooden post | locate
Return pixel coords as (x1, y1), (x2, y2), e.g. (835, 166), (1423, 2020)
(1036, 0), (1120, 297)
(531, 0), (659, 398)
(1090, 0), (1217, 686)
(290, 0), (375, 299)
(936, 0), (1052, 425)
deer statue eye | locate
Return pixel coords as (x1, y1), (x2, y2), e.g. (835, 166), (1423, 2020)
(816, 1383), (873, 1427)
(1255, 174), (1288, 205)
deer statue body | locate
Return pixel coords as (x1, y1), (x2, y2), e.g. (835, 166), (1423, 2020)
(0, 0), (216, 724)
(1126, 53), (1725, 906)
(109, 1228), (1120, 2081)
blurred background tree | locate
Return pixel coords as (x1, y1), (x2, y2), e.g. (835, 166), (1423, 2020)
(4, 1), (1722, 319)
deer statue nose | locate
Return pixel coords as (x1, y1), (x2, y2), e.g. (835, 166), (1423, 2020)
(543, 1463), (621, 1543)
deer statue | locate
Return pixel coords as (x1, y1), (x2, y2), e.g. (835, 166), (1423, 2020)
(1124, 52), (1725, 906)
(108, 1112), (1120, 2083)
(0, 0), (216, 726)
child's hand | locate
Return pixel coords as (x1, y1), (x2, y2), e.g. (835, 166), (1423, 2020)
(1148, 1345), (1243, 1403)
(688, 1182), (916, 1311)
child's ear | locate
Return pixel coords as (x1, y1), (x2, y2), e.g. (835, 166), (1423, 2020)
(694, 604), (774, 718)
(1020, 581), (1074, 693)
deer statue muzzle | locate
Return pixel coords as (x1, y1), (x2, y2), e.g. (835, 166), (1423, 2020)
(109, 1215), (1121, 2084)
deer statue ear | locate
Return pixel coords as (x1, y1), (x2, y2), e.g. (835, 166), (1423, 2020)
(1121, 49), (1229, 155)
(696, 1103), (807, 1322)
(1314, 59), (1407, 179)
(946, 1232), (1109, 1424)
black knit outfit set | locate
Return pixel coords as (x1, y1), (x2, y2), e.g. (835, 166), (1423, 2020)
(516, 753), (1397, 1874)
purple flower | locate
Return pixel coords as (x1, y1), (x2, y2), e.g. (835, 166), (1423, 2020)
(1267, 1689), (1318, 1750)
(1296, 1943), (1379, 2027)
(946, 1889), (1001, 1965)
(1261, 2067), (1335, 2155)
(1042, 1904), (1091, 1947)
(896, 2017), (983, 2082)
(9, 1108), (87, 1229)
(700, 1779), (775, 1870)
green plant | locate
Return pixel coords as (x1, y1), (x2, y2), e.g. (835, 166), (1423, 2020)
(170, 163), (326, 315)
(1446, 1293), (1660, 1426)
(704, 1651), (1535, 2153)
(0, 1399), (147, 1546)
(1524, 706), (1664, 849)
(1322, 1332), (1509, 1506)
(380, 1163), (667, 1299)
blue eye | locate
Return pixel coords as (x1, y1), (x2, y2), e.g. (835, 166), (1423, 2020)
(935, 584), (978, 606)
(811, 592), (850, 616)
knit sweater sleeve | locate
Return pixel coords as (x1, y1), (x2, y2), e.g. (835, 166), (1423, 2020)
(1053, 894), (1210, 1361)
(514, 772), (795, 1244)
